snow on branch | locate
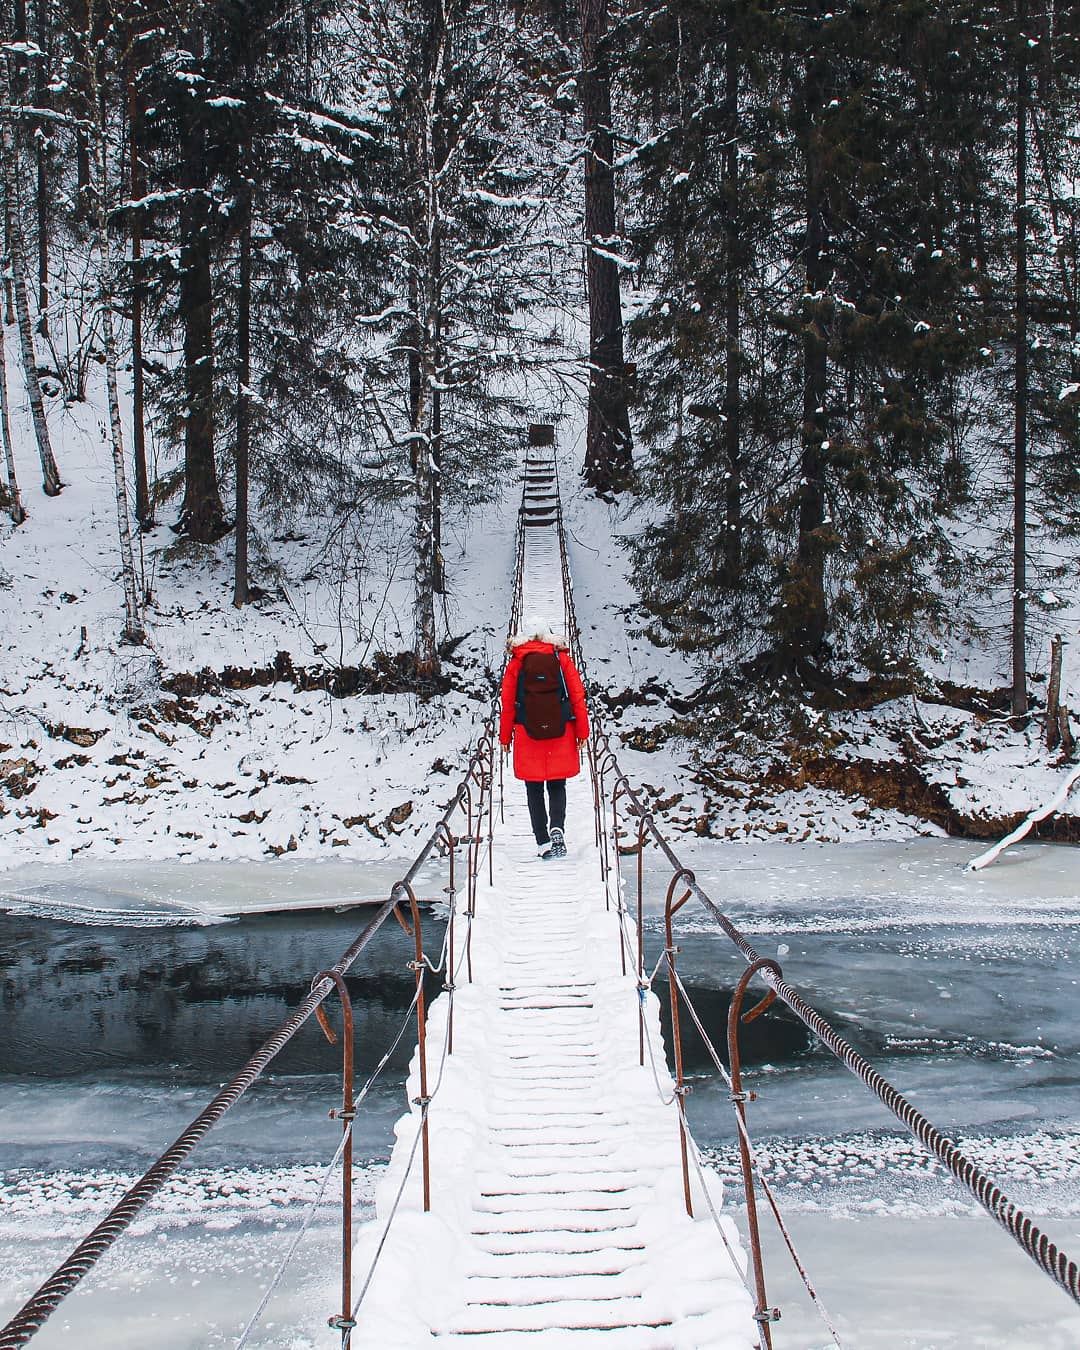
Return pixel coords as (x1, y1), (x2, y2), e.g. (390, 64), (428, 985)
(966, 764), (1080, 871)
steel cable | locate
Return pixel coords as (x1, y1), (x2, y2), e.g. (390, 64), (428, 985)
(345, 906), (472, 1343)
(233, 961), (436, 1349)
(670, 968), (844, 1346)
(234, 1121), (355, 1349)
(1, 442), (524, 1348)
(1, 755), (495, 1347)
(551, 453), (1080, 1310)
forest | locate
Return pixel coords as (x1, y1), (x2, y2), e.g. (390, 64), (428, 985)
(1, 0), (1078, 723)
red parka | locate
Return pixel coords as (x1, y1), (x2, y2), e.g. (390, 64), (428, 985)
(499, 641), (590, 782)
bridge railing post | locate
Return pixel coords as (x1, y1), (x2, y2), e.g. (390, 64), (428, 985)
(435, 822), (458, 1053)
(634, 812), (653, 1061)
(663, 869), (695, 1218)
(394, 882), (431, 1212)
(728, 960), (784, 1349)
(313, 971), (357, 1346)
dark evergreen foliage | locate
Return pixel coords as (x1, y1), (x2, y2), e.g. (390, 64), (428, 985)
(622, 0), (1078, 686)
(5, 0), (1079, 685)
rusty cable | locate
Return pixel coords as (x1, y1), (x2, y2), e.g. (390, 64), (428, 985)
(551, 463), (1080, 1310)
(3, 438), (524, 1349)
(235, 1119), (355, 1349)
(345, 906), (471, 1339)
(587, 723), (1080, 1304)
(0, 730), (495, 1349)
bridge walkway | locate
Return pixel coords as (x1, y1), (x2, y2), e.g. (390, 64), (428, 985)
(347, 454), (753, 1347)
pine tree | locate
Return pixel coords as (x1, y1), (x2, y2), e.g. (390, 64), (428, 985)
(626, 0), (1012, 683)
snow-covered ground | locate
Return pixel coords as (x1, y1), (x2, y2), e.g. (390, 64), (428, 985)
(0, 368), (513, 872)
(3, 357), (1080, 882)
(3, 330), (1080, 1347)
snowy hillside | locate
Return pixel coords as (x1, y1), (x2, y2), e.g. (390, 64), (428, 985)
(3, 373), (1080, 884)
(0, 379), (513, 873)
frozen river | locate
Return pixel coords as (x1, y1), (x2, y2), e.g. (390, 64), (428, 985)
(0, 839), (1078, 1347)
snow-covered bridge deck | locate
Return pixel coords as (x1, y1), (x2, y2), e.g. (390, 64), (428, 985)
(348, 459), (753, 1346)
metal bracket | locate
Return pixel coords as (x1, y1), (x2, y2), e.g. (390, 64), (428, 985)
(753, 1307), (782, 1324)
(329, 1314), (357, 1331)
(730, 1090), (758, 1105)
(329, 1108), (357, 1122)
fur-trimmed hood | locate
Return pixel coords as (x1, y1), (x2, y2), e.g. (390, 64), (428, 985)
(507, 613), (568, 653)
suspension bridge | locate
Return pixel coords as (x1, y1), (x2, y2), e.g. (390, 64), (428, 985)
(2, 434), (1078, 1349)
(342, 447), (754, 1346)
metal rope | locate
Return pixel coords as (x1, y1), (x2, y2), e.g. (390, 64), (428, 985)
(621, 903), (757, 1307)
(678, 1101), (764, 1305)
(345, 912), (468, 1342)
(233, 960), (437, 1348)
(0, 740), (495, 1347)
(550, 458), (1080, 1310)
(669, 969), (844, 1346)
(235, 1122), (354, 1349)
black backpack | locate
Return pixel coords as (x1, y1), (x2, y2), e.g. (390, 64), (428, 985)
(515, 647), (573, 740)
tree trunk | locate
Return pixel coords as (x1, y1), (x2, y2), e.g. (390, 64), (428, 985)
(87, 17), (144, 644)
(579, 0), (632, 495)
(721, 18), (741, 587)
(1012, 0), (1029, 719)
(1, 64), (61, 496)
(788, 27), (830, 672)
(413, 370), (438, 677)
(1059, 706), (1075, 759)
(0, 318), (27, 524)
(233, 180), (252, 608)
(1046, 634), (1063, 751)
(175, 26), (227, 543)
(410, 0), (444, 673)
(35, 0), (49, 334)
(126, 47), (152, 526)
(102, 294), (145, 643)
(431, 222), (444, 596)
(74, 0), (90, 212)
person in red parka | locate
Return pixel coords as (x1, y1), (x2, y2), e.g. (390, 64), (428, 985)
(499, 615), (590, 859)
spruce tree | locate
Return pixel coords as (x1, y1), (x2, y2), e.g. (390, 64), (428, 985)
(342, 0), (556, 676)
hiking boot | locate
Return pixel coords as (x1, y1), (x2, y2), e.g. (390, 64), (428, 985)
(546, 827), (567, 859)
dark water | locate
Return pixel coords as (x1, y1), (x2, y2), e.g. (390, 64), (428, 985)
(2, 900), (1077, 1159)
(0, 908), (442, 1081)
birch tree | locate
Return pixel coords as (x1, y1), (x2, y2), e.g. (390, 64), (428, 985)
(82, 4), (143, 643)
(0, 305), (25, 523)
(1, 49), (61, 495)
(345, 0), (557, 677)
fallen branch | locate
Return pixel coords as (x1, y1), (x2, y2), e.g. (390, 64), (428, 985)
(966, 764), (1080, 871)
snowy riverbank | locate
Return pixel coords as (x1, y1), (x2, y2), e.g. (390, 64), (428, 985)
(3, 393), (1080, 874)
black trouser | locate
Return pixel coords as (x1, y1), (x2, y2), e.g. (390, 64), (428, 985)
(526, 779), (566, 845)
